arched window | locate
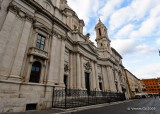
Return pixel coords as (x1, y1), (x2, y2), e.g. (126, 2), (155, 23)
(98, 28), (101, 36)
(29, 61), (41, 83)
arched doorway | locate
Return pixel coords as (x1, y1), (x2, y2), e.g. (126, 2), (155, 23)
(29, 61), (41, 83)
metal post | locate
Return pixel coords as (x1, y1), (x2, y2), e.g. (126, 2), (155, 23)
(65, 88), (67, 108)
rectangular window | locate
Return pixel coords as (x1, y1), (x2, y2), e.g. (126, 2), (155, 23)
(26, 104), (37, 110)
(36, 34), (46, 50)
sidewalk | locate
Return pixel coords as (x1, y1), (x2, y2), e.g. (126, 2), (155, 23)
(56, 100), (133, 114)
(0, 109), (65, 114)
(0, 100), (133, 114)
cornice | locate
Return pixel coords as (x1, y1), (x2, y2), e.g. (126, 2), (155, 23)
(52, 30), (67, 41)
(8, 2), (35, 23)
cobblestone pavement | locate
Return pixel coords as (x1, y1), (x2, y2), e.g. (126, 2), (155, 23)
(72, 97), (160, 114)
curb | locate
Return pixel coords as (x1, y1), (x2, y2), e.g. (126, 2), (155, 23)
(54, 100), (133, 114)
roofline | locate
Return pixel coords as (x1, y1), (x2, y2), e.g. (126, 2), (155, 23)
(141, 77), (160, 81)
(124, 69), (140, 80)
(111, 48), (123, 59)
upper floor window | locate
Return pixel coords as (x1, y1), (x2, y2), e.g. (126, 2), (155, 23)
(36, 34), (45, 50)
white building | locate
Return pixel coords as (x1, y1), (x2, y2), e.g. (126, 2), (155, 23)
(0, 0), (130, 112)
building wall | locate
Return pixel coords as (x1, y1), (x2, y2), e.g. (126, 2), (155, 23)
(125, 69), (141, 98)
(0, 0), (130, 113)
(141, 78), (160, 94)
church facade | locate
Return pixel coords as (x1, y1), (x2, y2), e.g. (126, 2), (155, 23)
(0, 0), (130, 112)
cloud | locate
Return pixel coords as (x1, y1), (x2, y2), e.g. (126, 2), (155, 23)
(135, 64), (160, 79)
(68, 0), (160, 79)
(109, 0), (160, 30)
(111, 39), (156, 56)
(130, 4), (160, 39)
(111, 38), (136, 55)
(68, 0), (101, 25)
(135, 44), (156, 56)
(156, 38), (160, 46)
(99, 0), (123, 22)
(115, 24), (135, 39)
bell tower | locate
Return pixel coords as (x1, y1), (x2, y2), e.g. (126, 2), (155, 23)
(95, 19), (111, 51)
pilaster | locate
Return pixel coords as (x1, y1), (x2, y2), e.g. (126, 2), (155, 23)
(9, 20), (32, 81)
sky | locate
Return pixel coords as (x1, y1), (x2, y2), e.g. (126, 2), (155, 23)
(67, 0), (160, 79)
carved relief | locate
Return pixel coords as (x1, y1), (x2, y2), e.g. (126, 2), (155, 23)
(98, 75), (102, 81)
(64, 64), (69, 72)
(43, 1), (51, 11)
(28, 47), (48, 60)
(8, 3), (34, 22)
(84, 61), (92, 70)
(53, 30), (67, 40)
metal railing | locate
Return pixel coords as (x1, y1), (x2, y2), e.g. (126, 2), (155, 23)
(52, 88), (126, 109)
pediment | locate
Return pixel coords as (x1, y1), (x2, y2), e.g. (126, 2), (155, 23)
(33, 23), (52, 34)
(79, 42), (97, 55)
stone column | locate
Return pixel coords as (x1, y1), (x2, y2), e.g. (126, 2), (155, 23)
(72, 53), (76, 89)
(107, 67), (117, 92)
(76, 53), (81, 89)
(25, 56), (34, 82)
(115, 71), (122, 92)
(40, 64), (45, 83)
(102, 66), (107, 91)
(80, 55), (85, 90)
(91, 61), (96, 91)
(104, 66), (110, 91)
(47, 36), (57, 85)
(59, 39), (65, 87)
(69, 52), (73, 89)
(106, 66), (111, 91)
(111, 69), (117, 92)
(94, 62), (100, 91)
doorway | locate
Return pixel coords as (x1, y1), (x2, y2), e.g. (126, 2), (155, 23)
(85, 72), (90, 95)
(64, 75), (68, 89)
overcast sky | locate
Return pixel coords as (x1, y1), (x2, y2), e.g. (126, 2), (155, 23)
(67, 0), (160, 79)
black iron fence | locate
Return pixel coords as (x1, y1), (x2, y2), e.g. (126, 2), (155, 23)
(52, 88), (126, 109)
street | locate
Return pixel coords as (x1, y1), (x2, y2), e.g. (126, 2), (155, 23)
(72, 97), (160, 114)
(1, 97), (160, 114)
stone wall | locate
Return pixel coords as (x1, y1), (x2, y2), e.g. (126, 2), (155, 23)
(0, 81), (53, 112)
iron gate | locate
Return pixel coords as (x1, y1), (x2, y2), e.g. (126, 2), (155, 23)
(52, 88), (125, 109)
